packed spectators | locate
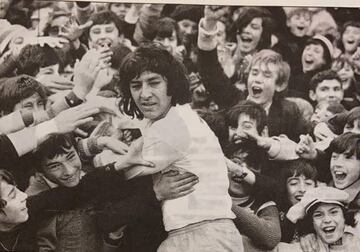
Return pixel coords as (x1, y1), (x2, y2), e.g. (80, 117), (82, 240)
(1, 1), (360, 251)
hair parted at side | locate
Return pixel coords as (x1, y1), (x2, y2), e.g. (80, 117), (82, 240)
(309, 69), (341, 91)
(118, 43), (191, 119)
(328, 132), (360, 159)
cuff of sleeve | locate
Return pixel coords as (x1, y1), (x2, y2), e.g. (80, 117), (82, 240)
(78, 137), (102, 158)
(7, 128), (37, 157)
(66, 90), (84, 106)
(197, 18), (219, 51)
(35, 119), (59, 144)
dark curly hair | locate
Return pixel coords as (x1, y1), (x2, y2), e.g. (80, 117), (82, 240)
(117, 43), (191, 119)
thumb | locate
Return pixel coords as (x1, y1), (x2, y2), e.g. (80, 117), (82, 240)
(79, 20), (93, 30)
(135, 158), (155, 168)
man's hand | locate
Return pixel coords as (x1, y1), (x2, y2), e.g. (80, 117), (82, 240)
(73, 48), (113, 99)
(203, 6), (228, 31)
(296, 134), (318, 160)
(114, 137), (154, 171)
(153, 170), (199, 201)
(54, 103), (100, 134)
(299, 233), (319, 252)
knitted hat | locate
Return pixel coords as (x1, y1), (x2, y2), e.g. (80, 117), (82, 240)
(170, 5), (204, 24)
(0, 21), (27, 55)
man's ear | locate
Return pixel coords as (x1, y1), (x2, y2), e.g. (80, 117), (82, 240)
(261, 126), (269, 137)
(275, 82), (287, 92)
(309, 90), (317, 101)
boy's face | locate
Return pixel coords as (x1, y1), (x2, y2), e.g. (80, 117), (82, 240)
(312, 203), (345, 244)
(109, 3), (131, 20)
(302, 44), (325, 73)
(130, 71), (172, 120)
(228, 152), (253, 197)
(0, 0), (11, 18)
(48, 15), (70, 37)
(237, 17), (263, 55)
(154, 30), (178, 54)
(13, 93), (46, 114)
(0, 181), (28, 226)
(287, 11), (311, 37)
(342, 26), (360, 54)
(330, 152), (360, 189)
(337, 62), (354, 85)
(344, 119), (360, 134)
(177, 19), (197, 46)
(309, 79), (343, 105)
(89, 22), (120, 49)
(286, 174), (315, 206)
(229, 113), (258, 144)
(41, 146), (82, 187)
(247, 61), (279, 108)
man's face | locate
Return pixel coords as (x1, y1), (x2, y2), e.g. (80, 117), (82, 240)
(130, 71), (172, 120)
(312, 204), (345, 244)
(154, 30), (178, 54)
(228, 113), (258, 144)
(0, 0), (11, 18)
(342, 26), (360, 54)
(89, 22), (120, 49)
(330, 152), (360, 189)
(177, 19), (197, 46)
(41, 146), (82, 187)
(13, 93), (46, 113)
(109, 3), (131, 20)
(286, 174), (315, 206)
(287, 11), (311, 37)
(309, 80), (344, 105)
(0, 181), (28, 226)
(344, 119), (360, 134)
(237, 17), (263, 55)
(302, 44), (326, 73)
(247, 61), (279, 108)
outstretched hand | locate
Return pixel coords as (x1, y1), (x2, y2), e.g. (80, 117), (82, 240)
(296, 134), (318, 160)
(73, 47), (113, 99)
(203, 5), (228, 31)
(59, 17), (93, 42)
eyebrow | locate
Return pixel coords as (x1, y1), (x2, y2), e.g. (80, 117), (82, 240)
(7, 186), (15, 197)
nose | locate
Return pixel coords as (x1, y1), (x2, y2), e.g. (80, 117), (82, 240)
(63, 163), (76, 177)
(18, 189), (28, 202)
(162, 38), (171, 47)
(322, 213), (332, 224)
(139, 83), (152, 99)
(298, 181), (306, 193)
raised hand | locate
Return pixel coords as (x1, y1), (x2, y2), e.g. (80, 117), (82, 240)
(73, 47), (113, 99)
(36, 74), (74, 94)
(59, 17), (93, 42)
(203, 5), (228, 31)
(153, 170), (198, 201)
(296, 134), (318, 160)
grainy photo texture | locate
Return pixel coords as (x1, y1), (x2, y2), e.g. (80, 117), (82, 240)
(0, 1), (360, 251)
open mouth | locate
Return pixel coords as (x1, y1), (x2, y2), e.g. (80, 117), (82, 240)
(323, 226), (336, 234)
(295, 195), (304, 201)
(297, 26), (305, 31)
(241, 36), (253, 44)
(97, 39), (113, 48)
(334, 171), (347, 181)
(62, 174), (78, 184)
(232, 176), (244, 183)
(304, 58), (314, 65)
(346, 40), (355, 45)
(251, 86), (263, 96)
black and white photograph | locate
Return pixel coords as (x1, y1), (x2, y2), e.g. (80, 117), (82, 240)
(0, 0), (360, 251)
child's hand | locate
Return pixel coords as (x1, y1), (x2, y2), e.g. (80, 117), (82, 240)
(153, 171), (198, 201)
(296, 134), (318, 160)
(73, 48), (113, 98)
(59, 17), (93, 42)
(203, 6), (228, 31)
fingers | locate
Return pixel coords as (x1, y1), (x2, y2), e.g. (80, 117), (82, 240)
(176, 179), (198, 192)
(74, 128), (89, 137)
(174, 175), (199, 187)
(79, 20), (93, 30)
(162, 170), (180, 177)
(172, 172), (198, 182)
(74, 117), (94, 127)
(171, 188), (195, 200)
(105, 139), (129, 154)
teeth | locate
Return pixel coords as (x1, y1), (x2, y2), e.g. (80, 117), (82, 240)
(323, 227), (335, 233)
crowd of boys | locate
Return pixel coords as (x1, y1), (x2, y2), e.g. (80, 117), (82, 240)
(1, 1), (360, 251)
